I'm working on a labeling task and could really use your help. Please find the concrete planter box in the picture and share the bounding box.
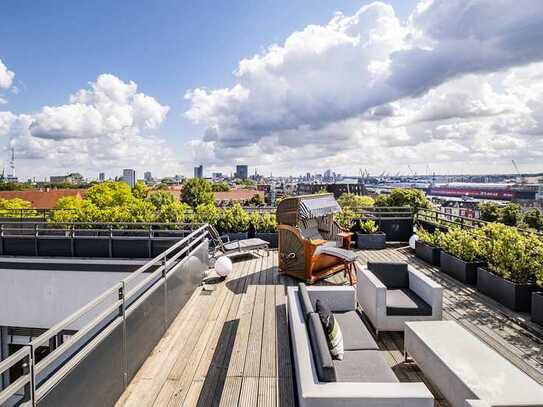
[255,232,278,248]
[532,292,543,326]
[356,232,386,249]
[440,251,484,285]
[476,267,538,312]
[415,240,441,266]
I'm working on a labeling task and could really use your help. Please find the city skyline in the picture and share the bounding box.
[1,1,543,179]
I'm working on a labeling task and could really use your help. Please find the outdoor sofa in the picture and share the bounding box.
[287,284,433,407]
[357,262,442,334]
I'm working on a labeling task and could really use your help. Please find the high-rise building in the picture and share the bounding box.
[235,165,248,180]
[121,169,136,188]
[99,172,105,182]
[144,171,152,182]
[194,165,203,179]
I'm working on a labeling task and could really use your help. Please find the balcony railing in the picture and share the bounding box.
[0,224,210,407]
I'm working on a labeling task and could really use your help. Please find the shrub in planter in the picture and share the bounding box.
[353,219,386,249]
[533,266,543,325]
[216,203,250,240]
[251,212,278,248]
[476,224,541,312]
[415,228,443,266]
[439,228,485,285]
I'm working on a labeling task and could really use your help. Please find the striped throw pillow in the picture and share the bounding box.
[315,299,344,360]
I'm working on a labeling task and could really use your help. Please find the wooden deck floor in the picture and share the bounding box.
[116,247,543,407]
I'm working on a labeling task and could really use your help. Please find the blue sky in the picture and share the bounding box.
[1,0,415,150]
[1,0,542,179]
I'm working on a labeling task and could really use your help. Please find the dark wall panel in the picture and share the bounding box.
[37,324,124,407]
[125,282,166,381]
[166,241,208,325]
[112,239,149,258]
[37,239,72,257]
[74,239,109,257]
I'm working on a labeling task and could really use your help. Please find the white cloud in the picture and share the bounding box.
[0,59,14,90]
[184,0,543,175]
[1,74,179,178]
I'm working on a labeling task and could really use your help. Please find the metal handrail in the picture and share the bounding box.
[0,223,210,405]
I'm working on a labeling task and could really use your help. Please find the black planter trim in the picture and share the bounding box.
[356,232,386,250]
[415,240,441,266]
[440,251,484,285]
[476,267,538,312]
[532,292,543,326]
[255,232,278,249]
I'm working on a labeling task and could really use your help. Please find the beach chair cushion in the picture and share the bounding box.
[223,238,269,252]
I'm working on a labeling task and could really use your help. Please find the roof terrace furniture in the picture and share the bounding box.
[207,225,269,258]
[405,320,543,407]
[276,194,356,283]
[288,284,434,407]
[357,262,442,334]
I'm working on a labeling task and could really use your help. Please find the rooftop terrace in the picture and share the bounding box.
[116,247,543,407]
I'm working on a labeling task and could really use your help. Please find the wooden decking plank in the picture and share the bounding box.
[238,377,259,407]
[226,256,262,377]
[217,377,242,407]
[193,256,252,406]
[260,254,277,377]
[257,377,276,407]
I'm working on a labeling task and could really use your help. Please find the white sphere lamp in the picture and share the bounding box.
[215,256,233,278]
[409,234,419,250]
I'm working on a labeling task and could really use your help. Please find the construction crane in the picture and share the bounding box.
[512,160,526,184]
[407,165,416,176]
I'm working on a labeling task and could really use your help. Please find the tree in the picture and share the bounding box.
[211,181,230,192]
[499,203,522,226]
[523,208,543,231]
[337,193,375,209]
[478,202,501,222]
[374,188,430,209]
[246,193,264,206]
[181,178,214,208]
[86,181,134,209]
[0,197,36,217]
[155,201,190,223]
[148,191,176,208]
[132,181,149,200]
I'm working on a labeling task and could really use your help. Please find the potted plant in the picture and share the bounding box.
[476,223,540,312]
[252,212,278,248]
[353,219,386,249]
[216,203,250,241]
[439,227,485,285]
[531,265,543,325]
[415,228,442,266]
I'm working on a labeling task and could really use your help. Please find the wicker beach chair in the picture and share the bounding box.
[276,193,357,284]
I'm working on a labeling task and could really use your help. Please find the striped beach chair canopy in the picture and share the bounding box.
[298,195,341,220]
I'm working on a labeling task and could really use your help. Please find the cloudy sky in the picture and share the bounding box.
[1,0,543,180]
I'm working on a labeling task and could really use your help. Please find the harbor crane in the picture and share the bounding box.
[511,160,526,184]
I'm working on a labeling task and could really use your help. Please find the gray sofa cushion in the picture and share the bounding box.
[333,350,399,383]
[367,262,409,288]
[307,312,336,382]
[386,288,432,316]
[298,283,314,320]
[333,311,379,351]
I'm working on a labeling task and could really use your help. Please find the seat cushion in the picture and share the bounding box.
[223,238,268,251]
[307,312,336,382]
[386,288,432,316]
[333,350,399,383]
[333,311,379,351]
[297,283,314,320]
[367,262,409,288]
[315,299,344,360]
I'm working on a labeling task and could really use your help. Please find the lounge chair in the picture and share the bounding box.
[276,193,357,283]
[207,225,269,258]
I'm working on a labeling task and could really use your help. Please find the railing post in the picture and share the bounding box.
[109,225,113,258]
[27,343,36,406]
[34,224,39,256]
[162,256,168,326]
[119,282,128,388]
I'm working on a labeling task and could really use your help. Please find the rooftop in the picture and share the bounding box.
[117,247,543,407]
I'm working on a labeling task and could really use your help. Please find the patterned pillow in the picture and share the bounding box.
[315,299,344,360]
